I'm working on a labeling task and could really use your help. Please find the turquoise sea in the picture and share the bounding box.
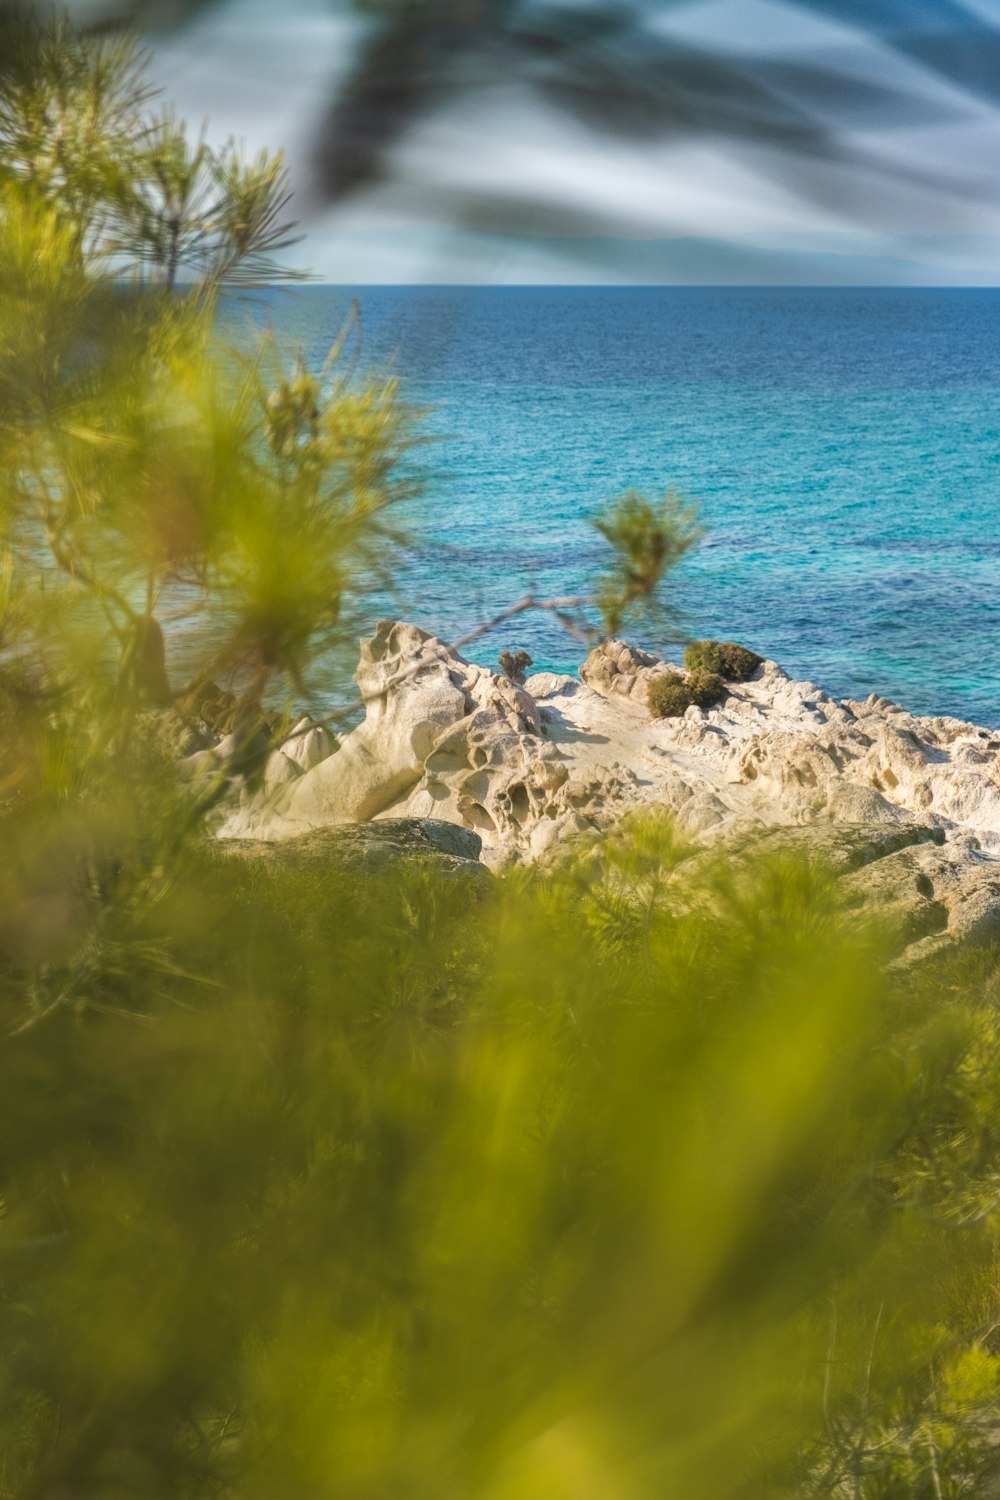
[222,286,1000,726]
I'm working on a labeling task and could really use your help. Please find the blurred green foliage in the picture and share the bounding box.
[0,6,432,1066]
[4,12,1000,1498]
[0,10,302,290]
[4,819,1000,1496]
[593,488,703,638]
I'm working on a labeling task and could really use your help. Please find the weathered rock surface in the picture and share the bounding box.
[212,620,1000,964]
[218,620,624,860]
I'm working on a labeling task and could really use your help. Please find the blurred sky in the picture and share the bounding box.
[137,0,1000,283]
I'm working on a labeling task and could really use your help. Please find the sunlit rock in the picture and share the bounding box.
[213,619,1000,964]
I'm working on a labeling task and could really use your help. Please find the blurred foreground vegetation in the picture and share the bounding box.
[6,823,1000,1498]
[4,11,1000,1498]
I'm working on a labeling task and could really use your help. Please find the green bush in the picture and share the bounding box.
[647,671,693,718]
[648,669,727,717]
[684,639,763,681]
[5,816,1000,1498]
[684,640,724,675]
[719,640,764,680]
[688,669,727,709]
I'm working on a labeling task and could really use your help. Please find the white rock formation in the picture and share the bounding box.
[217,622,1000,859]
[280,717,338,772]
[214,620,1000,961]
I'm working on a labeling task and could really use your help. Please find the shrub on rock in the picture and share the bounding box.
[647,672,694,719]
[718,641,763,680]
[648,668,728,718]
[685,639,763,682]
[683,640,723,675]
[688,670,727,709]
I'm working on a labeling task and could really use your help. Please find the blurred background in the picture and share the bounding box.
[48,0,1000,284]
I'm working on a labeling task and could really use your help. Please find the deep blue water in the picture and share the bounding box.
[219,286,1000,725]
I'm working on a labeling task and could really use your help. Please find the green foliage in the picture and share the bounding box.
[0,14,426,775]
[0,203,423,700]
[3,821,1000,1496]
[688,667,726,707]
[0,9,302,291]
[647,669,693,718]
[647,668,727,717]
[685,638,726,674]
[592,487,702,637]
[722,640,763,680]
[685,638,764,681]
[0,11,426,1050]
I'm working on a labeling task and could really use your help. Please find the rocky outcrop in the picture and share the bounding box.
[209,620,1000,965]
[578,638,669,704]
[218,621,644,861]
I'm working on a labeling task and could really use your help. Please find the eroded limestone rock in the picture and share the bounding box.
[219,622,641,860]
[213,620,1000,963]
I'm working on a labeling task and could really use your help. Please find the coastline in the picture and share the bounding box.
[171,619,1000,969]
